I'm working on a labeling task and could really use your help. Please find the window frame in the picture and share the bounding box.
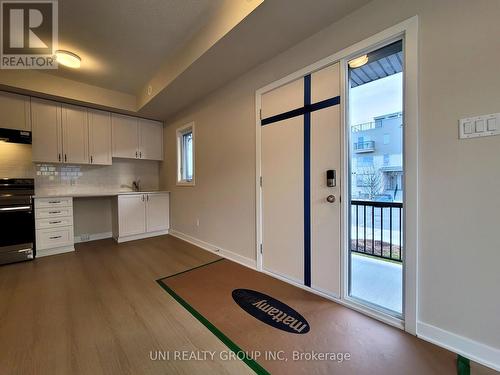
[176,122,195,186]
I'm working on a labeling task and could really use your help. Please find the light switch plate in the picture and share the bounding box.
[459,113,500,139]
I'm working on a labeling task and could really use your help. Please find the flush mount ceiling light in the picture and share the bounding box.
[55,50,81,68]
[348,55,368,68]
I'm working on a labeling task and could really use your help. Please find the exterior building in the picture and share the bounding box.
[351,112,403,201]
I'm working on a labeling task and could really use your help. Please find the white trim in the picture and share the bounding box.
[255,93,263,271]
[74,232,112,244]
[418,322,500,372]
[255,16,419,333]
[36,245,75,257]
[176,121,196,186]
[169,229,256,269]
[115,230,169,243]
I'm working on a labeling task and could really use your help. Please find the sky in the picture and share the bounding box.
[349,72,403,126]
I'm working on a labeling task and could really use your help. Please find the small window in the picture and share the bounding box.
[177,122,195,185]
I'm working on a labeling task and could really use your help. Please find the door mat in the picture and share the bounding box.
[157,259,456,374]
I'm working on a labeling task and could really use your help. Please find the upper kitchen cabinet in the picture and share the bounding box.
[62,104,89,164]
[88,109,112,165]
[138,119,163,160]
[112,114,163,161]
[31,98,62,163]
[0,91,31,131]
[112,113,139,159]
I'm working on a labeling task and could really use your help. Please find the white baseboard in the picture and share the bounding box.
[418,321,500,372]
[115,230,169,243]
[169,229,256,270]
[74,232,112,244]
[36,245,75,257]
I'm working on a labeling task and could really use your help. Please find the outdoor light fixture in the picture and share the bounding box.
[348,55,368,68]
[55,50,81,68]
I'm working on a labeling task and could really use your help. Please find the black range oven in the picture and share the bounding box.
[0,178,35,265]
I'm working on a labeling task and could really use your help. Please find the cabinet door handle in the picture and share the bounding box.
[58,153,61,162]
[48,201,61,204]
[90,155,93,164]
[139,151,142,159]
[146,195,149,201]
[49,236,62,240]
[141,195,144,202]
[64,154,67,162]
[49,220,62,224]
[49,211,61,214]
[135,151,138,158]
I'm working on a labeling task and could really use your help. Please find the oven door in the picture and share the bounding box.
[0,205,34,264]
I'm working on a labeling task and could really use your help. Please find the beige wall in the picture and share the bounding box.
[73,197,113,237]
[161,0,500,353]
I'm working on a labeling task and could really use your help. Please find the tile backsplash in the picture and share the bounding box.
[35,158,160,196]
[0,142,160,195]
[0,143,34,178]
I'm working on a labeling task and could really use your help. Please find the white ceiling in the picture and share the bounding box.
[45,0,224,93]
[7,0,372,119]
[140,0,372,119]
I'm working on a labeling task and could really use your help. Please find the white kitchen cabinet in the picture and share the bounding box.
[88,109,112,165]
[112,113,139,159]
[62,104,89,164]
[116,194,146,237]
[34,197,74,256]
[0,91,31,131]
[139,119,163,160]
[112,114,163,161]
[31,98,62,163]
[146,193,170,232]
[113,192,169,242]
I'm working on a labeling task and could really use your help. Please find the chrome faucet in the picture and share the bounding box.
[132,179,141,192]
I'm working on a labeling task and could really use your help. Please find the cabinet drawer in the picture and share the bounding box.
[35,197,72,209]
[36,226,73,250]
[36,216,73,229]
[35,206,73,219]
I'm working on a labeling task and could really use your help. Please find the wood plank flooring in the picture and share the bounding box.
[0,235,252,375]
[0,235,495,374]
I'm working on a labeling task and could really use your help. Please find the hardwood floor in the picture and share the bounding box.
[0,235,253,375]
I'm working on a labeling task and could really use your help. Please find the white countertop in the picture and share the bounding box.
[33,191,170,199]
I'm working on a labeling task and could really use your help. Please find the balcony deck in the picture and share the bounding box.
[350,253,402,314]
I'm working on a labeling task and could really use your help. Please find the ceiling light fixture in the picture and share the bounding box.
[348,55,368,68]
[55,50,81,68]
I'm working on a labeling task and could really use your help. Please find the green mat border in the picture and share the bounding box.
[156,259,270,375]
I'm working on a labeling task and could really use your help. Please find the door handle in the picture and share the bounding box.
[326,195,336,203]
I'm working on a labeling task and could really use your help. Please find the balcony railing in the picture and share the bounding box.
[350,200,403,262]
[353,140,375,153]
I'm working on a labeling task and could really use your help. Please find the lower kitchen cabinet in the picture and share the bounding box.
[34,197,75,256]
[112,192,170,243]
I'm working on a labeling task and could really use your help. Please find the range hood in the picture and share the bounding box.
[0,128,32,144]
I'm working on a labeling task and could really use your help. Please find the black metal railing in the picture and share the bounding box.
[351,200,403,262]
[353,140,375,152]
